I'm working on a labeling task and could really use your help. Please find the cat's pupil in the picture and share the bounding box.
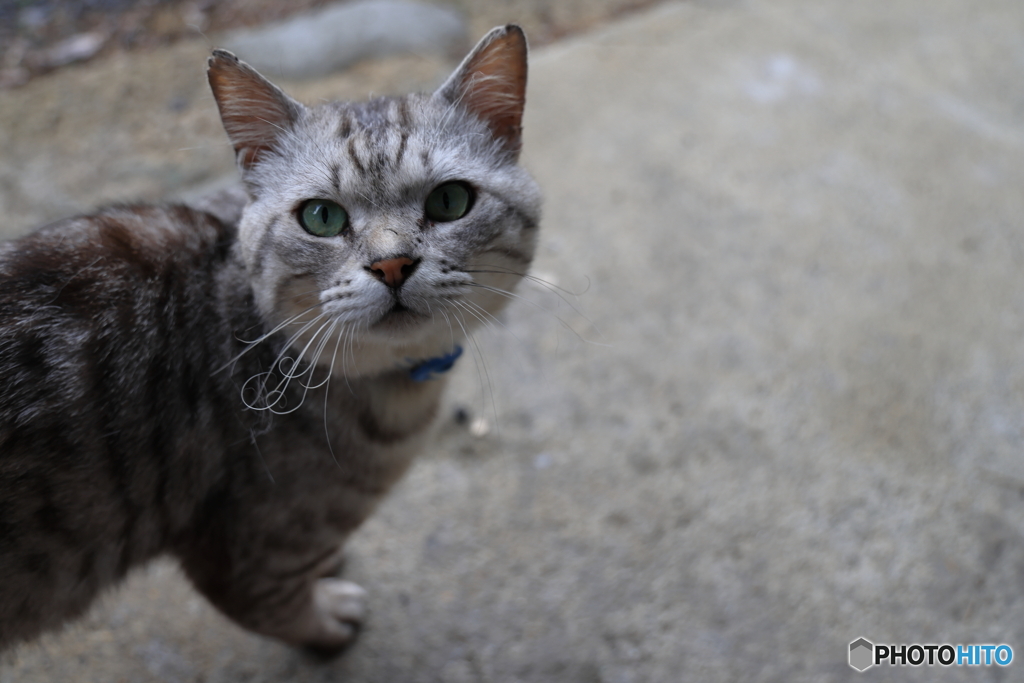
[442,193,450,209]
[318,206,328,223]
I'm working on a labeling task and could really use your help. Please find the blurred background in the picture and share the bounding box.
[2,1,1024,682]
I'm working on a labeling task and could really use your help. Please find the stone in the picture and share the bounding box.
[217,0,467,79]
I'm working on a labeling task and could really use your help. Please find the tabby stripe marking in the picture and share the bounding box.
[347,137,366,176]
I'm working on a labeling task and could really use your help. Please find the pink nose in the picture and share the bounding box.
[369,256,417,288]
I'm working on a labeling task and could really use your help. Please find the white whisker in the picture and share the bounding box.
[465,282,610,347]
[219,302,325,374]
[265,317,335,415]
[452,303,500,436]
[322,321,345,467]
[466,265,602,338]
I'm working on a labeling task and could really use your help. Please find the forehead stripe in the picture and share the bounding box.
[347,137,367,177]
[395,129,409,169]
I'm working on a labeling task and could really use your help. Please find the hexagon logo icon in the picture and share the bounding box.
[849,637,874,672]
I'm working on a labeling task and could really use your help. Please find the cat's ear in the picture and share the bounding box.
[435,25,528,158]
[208,50,303,171]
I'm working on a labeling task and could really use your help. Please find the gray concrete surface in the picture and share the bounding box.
[4,0,1024,681]
[220,0,467,79]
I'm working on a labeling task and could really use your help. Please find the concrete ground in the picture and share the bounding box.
[3,0,1024,681]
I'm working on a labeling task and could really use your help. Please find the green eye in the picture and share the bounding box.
[299,199,348,237]
[425,182,473,222]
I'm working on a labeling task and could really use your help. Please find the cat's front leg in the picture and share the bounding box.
[304,577,369,647]
[251,574,369,650]
[179,539,369,651]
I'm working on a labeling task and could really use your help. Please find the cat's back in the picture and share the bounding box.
[0,204,241,436]
[0,204,248,648]
[0,203,236,299]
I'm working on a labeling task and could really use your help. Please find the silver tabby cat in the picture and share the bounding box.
[0,25,540,651]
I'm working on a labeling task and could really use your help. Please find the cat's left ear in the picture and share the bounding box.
[435,25,528,159]
[208,49,303,171]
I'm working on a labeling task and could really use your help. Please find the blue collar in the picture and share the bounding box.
[408,345,463,382]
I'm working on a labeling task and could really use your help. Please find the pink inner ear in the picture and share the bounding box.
[208,52,297,169]
[458,28,528,154]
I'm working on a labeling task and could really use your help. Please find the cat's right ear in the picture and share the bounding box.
[434,25,528,159]
[208,50,303,171]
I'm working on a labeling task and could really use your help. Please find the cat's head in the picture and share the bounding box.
[208,25,541,378]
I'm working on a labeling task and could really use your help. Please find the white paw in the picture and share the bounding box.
[311,579,368,646]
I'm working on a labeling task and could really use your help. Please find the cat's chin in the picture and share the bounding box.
[365,302,431,336]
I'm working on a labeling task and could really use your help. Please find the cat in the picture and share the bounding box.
[0,24,540,652]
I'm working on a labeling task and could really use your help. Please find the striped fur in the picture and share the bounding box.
[0,25,540,652]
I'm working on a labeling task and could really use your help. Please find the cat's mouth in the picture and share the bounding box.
[373,300,425,329]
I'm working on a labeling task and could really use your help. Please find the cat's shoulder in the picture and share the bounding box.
[0,202,244,322]
[2,201,238,275]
